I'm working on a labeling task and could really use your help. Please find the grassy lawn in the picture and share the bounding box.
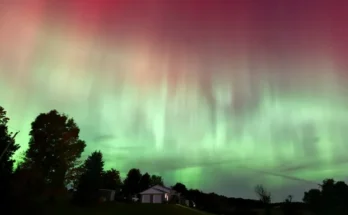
[45,203,214,215]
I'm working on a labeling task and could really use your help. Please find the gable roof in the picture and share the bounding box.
[139,185,176,195]
[139,187,166,195]
[152,185,171,192]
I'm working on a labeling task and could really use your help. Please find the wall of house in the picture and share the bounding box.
[141,194,165,203]
[139,185,176,204]
[142,194,151,203]
[153,194,162,203]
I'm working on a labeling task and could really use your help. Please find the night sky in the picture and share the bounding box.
[1,0,348,202]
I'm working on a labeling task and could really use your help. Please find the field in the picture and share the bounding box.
[44,203,214,215]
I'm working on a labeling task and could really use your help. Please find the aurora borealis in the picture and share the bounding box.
[1,0,348,201]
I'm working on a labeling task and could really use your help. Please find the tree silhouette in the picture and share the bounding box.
[73,151,104,205]
[0,106,20,210]
[123,168,142,197]
[333,181,348,213]
[23,110,86,193]
[303,179,348,215]
[12,165,45,211]
[65,159,85,189]
[0,107,19,172]
[102,168,122,190]
[172,182,188,196]
[254,184,271,204]
[150,174,164,186]
[139,172,151,191]
[254,184,271,215]
[281,195,295,215]
[303,188,322,213]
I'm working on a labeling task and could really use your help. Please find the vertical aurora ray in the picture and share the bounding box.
[1,0,348,201]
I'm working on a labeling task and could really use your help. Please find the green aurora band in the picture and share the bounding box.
[2,62,348,200]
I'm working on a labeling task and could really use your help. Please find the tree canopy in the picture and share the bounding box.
[123,168,142,196]
[172,182,188,195]
[303,179,348,215]
[102,168,122,190]
[74,151,104,205]
[150,174,164,186]
[0,106,20,209]
[23,110,86,189]
[139,172,151,191]
[0,106,20,176]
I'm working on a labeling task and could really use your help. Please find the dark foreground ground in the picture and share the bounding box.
[43,203,214,215]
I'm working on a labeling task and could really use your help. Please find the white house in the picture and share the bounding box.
[139,185,180,204]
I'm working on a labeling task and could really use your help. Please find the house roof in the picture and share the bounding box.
[152,188,167,193]
[139,184,176,195]
[160,185,173,191]
[139,188,165,195]
[153,185,171,192]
